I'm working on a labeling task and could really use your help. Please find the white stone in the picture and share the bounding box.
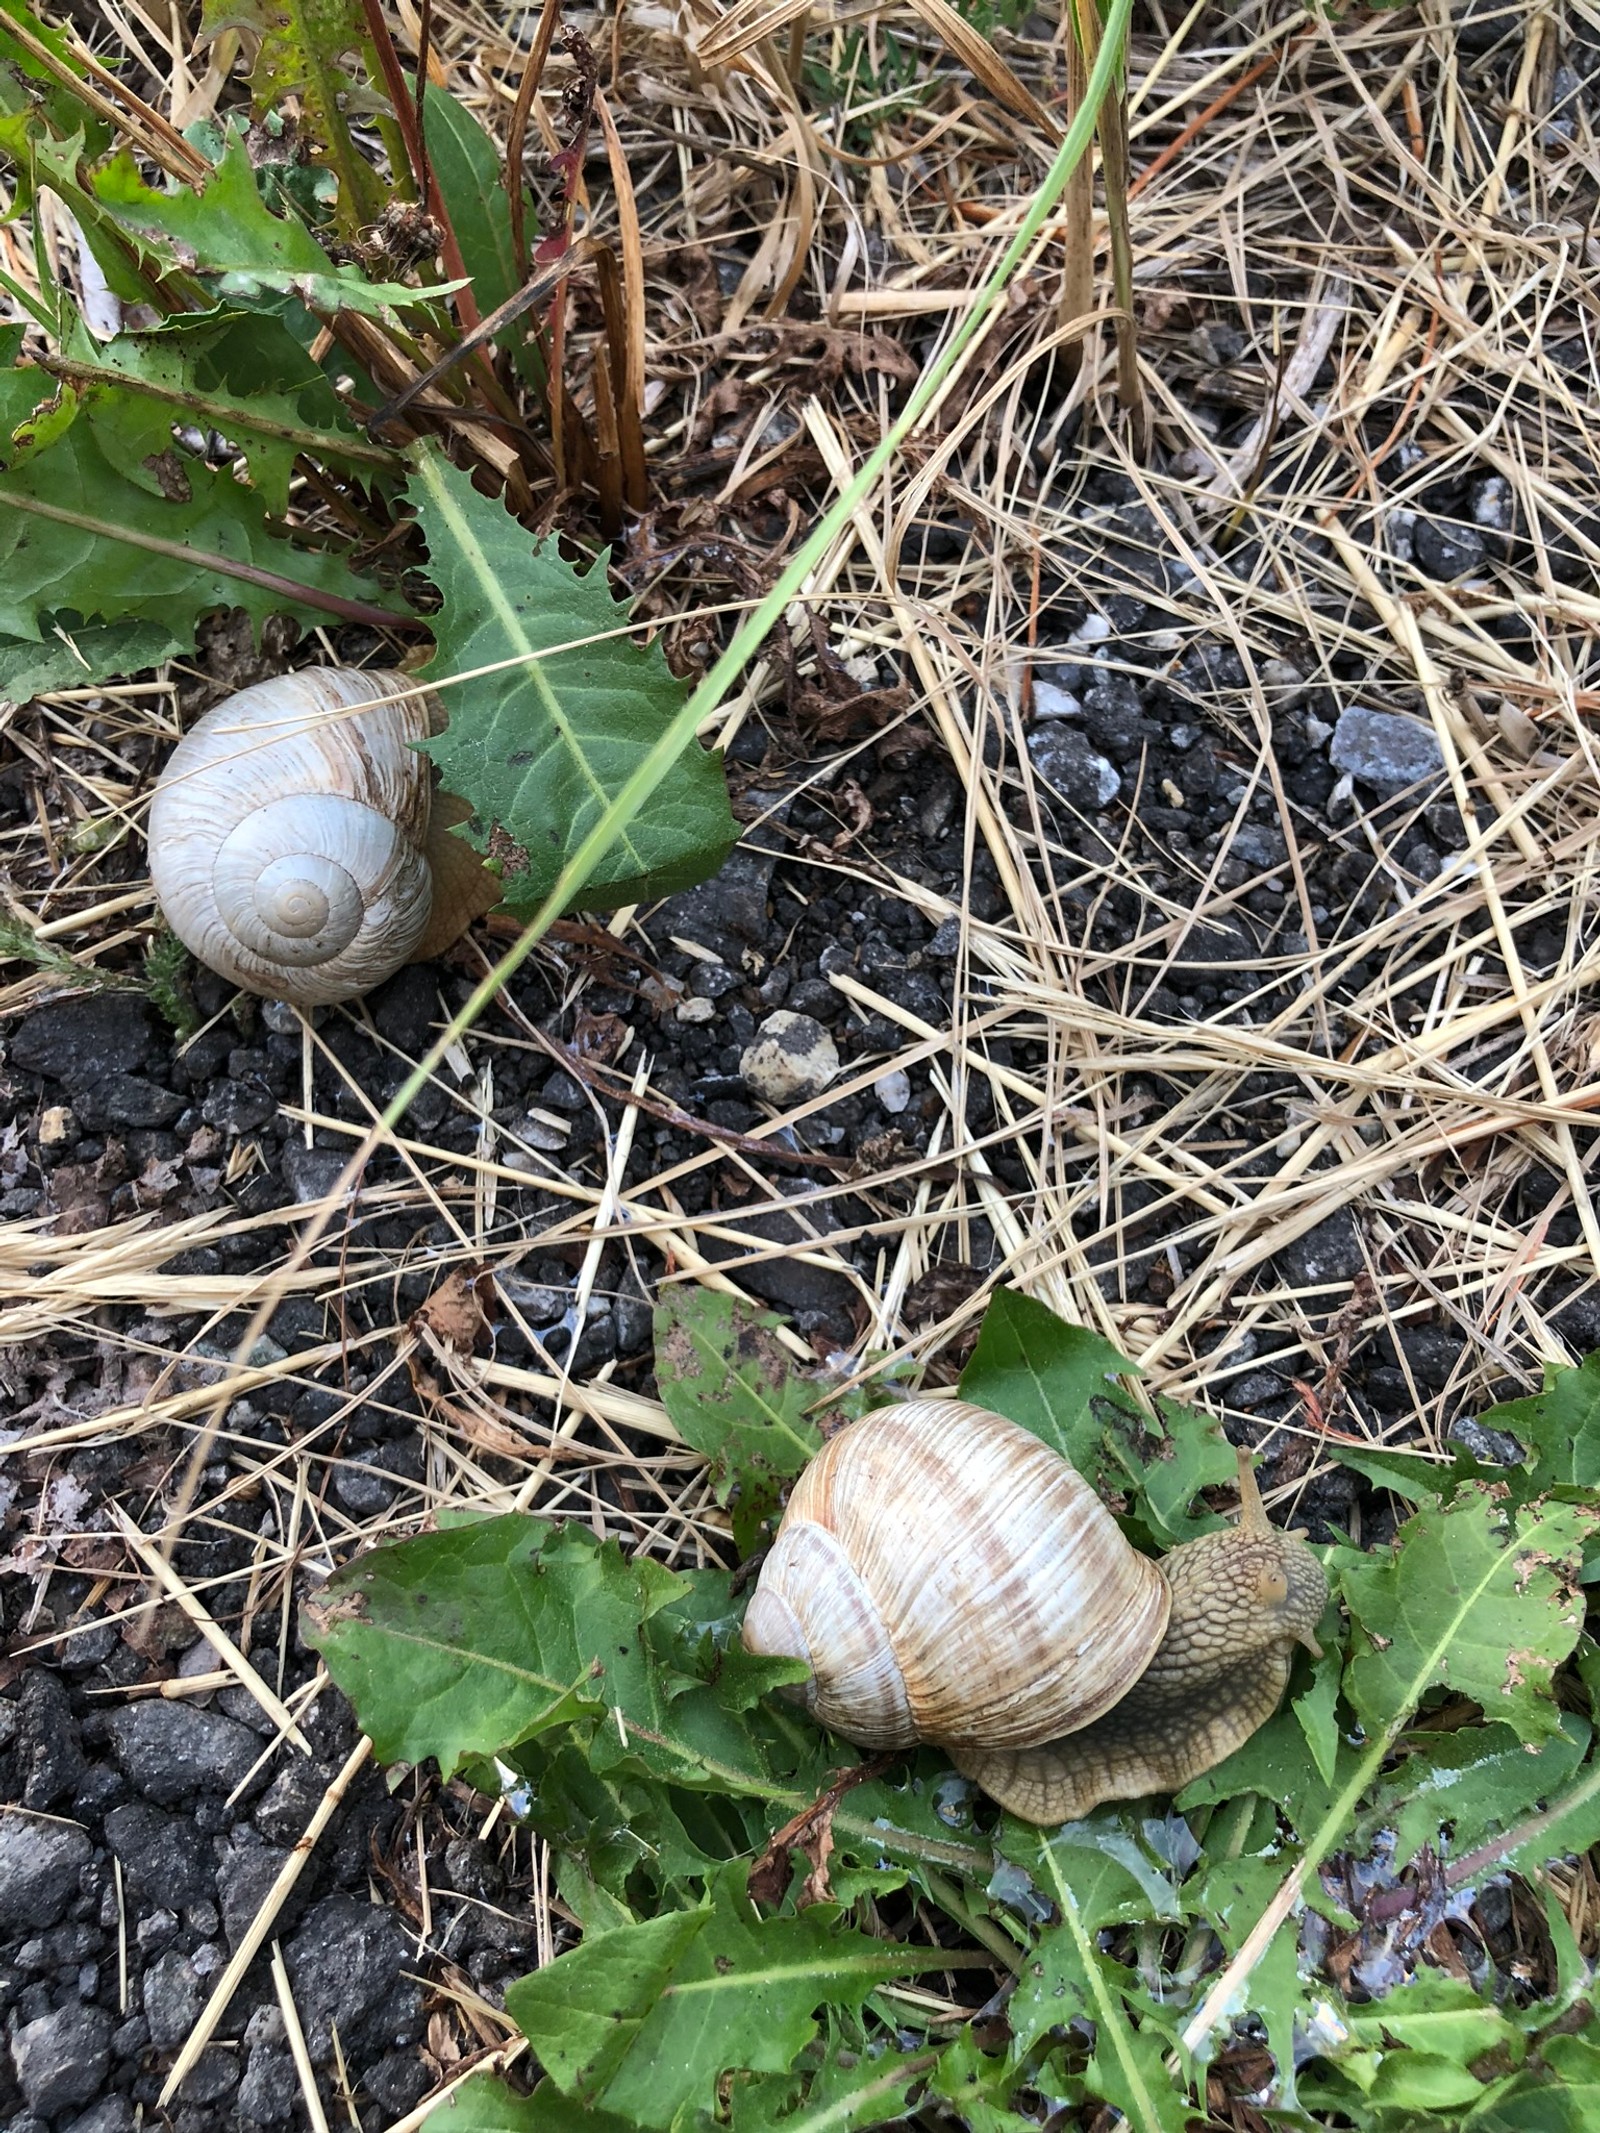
[874,1069,912,1114]
[740,1012,840,1106]
[1031,681,1082,721]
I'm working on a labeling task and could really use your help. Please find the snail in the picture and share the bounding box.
[741,1399,1327,1825]
[147,668,497,1008]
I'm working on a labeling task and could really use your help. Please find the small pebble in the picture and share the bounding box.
[874,1070,912,1114]
[1027,725,1121,809]
[509,1109,569,1151]
[1329,705,1443,791]
[1031,681,1082,721]
[38,1105,75,1147]
[676,997,717,1024]
[741,1012,841,1106]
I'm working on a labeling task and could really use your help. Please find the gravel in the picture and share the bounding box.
[1329,705,1444,791]
[105,1803,216,1909]
[9,2004,114,2116]
[0,1815,93,1933]
[6,996,155,1086]
[142,1948,208,2051]
[105,1702,262,1804]
[283,1893,423,2065]
[1027,722,1121,808]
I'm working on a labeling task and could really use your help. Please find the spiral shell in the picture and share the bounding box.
[148,669,437,1007]
[741,1400,1170,1752]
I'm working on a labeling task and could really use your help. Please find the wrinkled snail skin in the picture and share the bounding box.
[147,669,436,1008]
[741,1399,1329,1827]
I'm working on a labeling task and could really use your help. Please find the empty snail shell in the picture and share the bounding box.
[742,1399,1327,1826]
[148,668,496,1008]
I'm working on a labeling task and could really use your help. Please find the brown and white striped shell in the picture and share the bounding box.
[740,1399,1170,1751]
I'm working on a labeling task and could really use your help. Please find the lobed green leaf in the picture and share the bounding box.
[410,445,737,915]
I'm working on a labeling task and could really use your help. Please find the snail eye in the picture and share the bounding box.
[1254,1563,1290,1608]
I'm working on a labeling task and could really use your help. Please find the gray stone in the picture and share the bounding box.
[73,1074,184,1131]
[143,1949,208,2051]
[104,1803,214,1909]
[238,2043,296,2122]
[1230,824,1289,871]
[874,1069,912,1114]
[371,965,438,1052]
[253,1759,333,1847]
[1449,1415,1526,1468]
[1413,517,1487,581]
[9,2005,113,2116]
[8,997,153,1087]
[1167,914,1257,983]
[332,1454,398,1517]
[364,2051,432,2116]
[106,1701,260,1804]
[1471,475,1514,532]
[200,1081,277,1136]
[284,1892,423,2065]
[62,2100,135,2133]
[1027,723,1120,808]
[1274,1211,1365,1293]
[698,1185,856,1324]
[218,1841,294,1951]
[281,1142,350,1204]
[655,841,777,962]
[1031,680,1082,721]
[740,1013,840,1106]
[0,1814,92,1933]
[178,2046,239,2104]
[1329,706,1443,792]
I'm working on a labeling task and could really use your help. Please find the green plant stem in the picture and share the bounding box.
[165,0,1135,1545]
[920,1868,1025,1972]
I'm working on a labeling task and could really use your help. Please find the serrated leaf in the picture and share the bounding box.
[87,130,442,313]
[958,1287,1234,1542]
[303,1513,745,1783]
[654,1288,824,1554]
[504,1861,959,2130]
[1344,1972,1523,2069]
[1466,2030,1600,2131]
[1007,1837,1192,2132]
[1175,1700,1358,1837]
[1377,1714,1594,1871]
[0,618,179,697]
[994,1808,1186,1938]
[1188,1850,1307,2103]
[0,0,112,155]
[408,444,736,914]
[1340,1490,1593,1745]
[929,2034,1055,2133]
[725,2026,935,2133]
[198,0,382,230]
[1480,1352,1600,1492]
[0,366,404,646]
[62,309,386,514]
[1293,1614,1347,1784]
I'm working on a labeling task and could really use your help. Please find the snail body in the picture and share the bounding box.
[148,668,495,1008]
[742,1399,1326,1825]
